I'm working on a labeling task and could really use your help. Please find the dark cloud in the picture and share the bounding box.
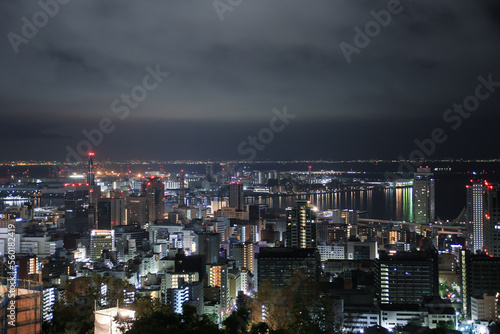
[1,0,500,161]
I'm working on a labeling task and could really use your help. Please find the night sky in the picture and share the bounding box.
[1,1,500,162]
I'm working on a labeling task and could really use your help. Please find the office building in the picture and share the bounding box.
[462,251,500,316]
[256,247,320,289]
[376,250,439,304]
[141,176,165,224]
[90,230,115,261]
[229,182,244,211]
[98,198,126,229]
[64,184,100,234]
[413,167,435,225]
[286,200,317,248]
[317,244,345,262]
[126,195,148,227]
[486,183,500,257]
[346,240,378,260]
[195,232,221,264]
[471,293,496,321]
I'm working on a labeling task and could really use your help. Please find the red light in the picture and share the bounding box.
[88,152,95,157]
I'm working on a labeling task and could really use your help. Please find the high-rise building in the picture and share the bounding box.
[208,264,230,315]
[98,198,126,229]
[90,230,115,261]
[413,167,435,225]
[461,251,500,317]
[205,164,214,182]
[194,232,221,264]
[65,184,100,234]
[467,180,488,253]
[232,241,255,273]
[286,200,317,248]
[141,177,165,224]
[256,247,320,289]
[87,152,95,185]
[375,250,439,305]
[229,182,244,211]
[179,169,186,207]
[486,182,500,257]
[126,195,148,227]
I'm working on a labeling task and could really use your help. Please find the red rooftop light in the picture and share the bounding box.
[88,152,95,156]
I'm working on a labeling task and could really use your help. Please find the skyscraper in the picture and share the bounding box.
[65,184,100,234]
[461,251,500,317]
[229,182,244,211]
[467,180,487,253]
[98,198,126,229]
[141,176,165,224]
[179,169,186,207]
[126,195,148,227]
[195,232,221,264]
[486,183,500,257]
[87,152,95,185]
[286,199,317,248]
[413,167,435,225]
[466,181,500,256]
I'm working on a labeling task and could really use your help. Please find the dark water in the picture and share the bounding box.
[248,187,414,221]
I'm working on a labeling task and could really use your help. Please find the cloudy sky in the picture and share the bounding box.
[1,1,500,162]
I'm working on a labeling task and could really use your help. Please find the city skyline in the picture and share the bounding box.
[1,1,500,162]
